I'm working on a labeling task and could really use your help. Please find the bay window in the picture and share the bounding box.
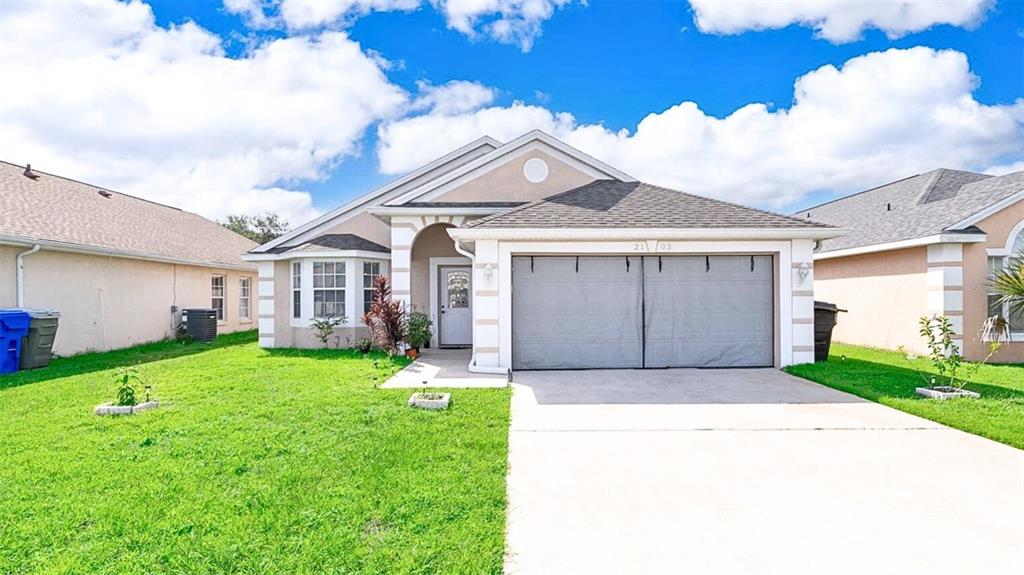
[313,261,345,319]
[363,261,381,313]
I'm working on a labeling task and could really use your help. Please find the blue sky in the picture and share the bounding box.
[1,1,1022,224]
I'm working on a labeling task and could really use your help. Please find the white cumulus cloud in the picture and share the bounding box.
[411,80,498,115]
[224,0,572,51]
[688,0,993,43]
[434,0,574,51]
[0,0,408,223]
[376,47,1024,208]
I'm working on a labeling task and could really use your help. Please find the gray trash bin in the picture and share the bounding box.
[813,301,846,362]
[20,308,60,369]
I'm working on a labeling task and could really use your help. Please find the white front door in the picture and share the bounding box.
[439,266,472,346]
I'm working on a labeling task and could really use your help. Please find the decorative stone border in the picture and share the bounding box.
[915,387,980,400]
[408,392,450,410]
[95,401,160,416]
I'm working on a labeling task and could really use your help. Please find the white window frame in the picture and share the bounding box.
[292,262,301,320]
[211,274,226,323]
[986,219,1024,341]
[287,257,389,329]
[239,277,252,322]
[312,260,346,320]
[363,261,381,314]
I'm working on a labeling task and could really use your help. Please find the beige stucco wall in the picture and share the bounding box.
[814,247,930,354]
[434,150,596,203]
[410,223,461,315]
[0,246,255,356]
[320,211,391,247]
[963,198,1024,361]
[0,245,17,308]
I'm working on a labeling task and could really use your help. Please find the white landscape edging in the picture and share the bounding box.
[915,387,980,400]
[94,401,160,416]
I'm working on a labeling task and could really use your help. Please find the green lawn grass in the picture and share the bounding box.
[0,332,511,574]
[786,343,1024,449]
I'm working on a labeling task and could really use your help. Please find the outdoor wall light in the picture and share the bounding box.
[798,262,811,281]
[483,263,495,282]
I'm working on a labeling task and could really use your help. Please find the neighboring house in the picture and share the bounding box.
[0,161,258,356]
[804,168,1024,361]
[246,131,840,371]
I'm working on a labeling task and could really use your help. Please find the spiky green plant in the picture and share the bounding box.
[991,255,1024,322]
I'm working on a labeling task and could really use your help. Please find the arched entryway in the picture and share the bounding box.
[410,223,472,347]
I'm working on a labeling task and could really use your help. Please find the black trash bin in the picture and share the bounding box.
[182,308,218,342]
[20,309,60,369]
[813,301,846,362]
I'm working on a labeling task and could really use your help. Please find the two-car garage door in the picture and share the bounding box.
[512,255,773,369]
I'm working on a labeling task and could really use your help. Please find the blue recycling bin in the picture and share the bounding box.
[0,309,31,374]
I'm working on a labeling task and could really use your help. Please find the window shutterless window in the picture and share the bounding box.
[988,256,1024,333]
[211,275,225,321]
[239,277,251,321]
[313,261,345,319]
[292,262,301,319]
[363,261,381,313]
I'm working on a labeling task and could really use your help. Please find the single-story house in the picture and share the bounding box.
[804,168,1024,361]
[0,161,258,356]
[245,131,841,371]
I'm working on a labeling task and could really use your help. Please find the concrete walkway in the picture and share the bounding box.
[505,368,1024,575]
[381,348,506,388]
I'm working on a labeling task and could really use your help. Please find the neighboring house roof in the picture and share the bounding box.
[400,201,527,208]
[801,168,1024,254]
[265,233,390,254]
[250,136,500,254]
[0,161,256,270]
[464,180,830,229]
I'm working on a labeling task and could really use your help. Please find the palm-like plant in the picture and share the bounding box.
[991,255,1024,329]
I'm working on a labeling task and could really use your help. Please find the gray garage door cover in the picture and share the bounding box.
[512,255,773,369]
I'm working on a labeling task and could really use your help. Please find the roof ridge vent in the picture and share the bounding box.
[23,164,39,180]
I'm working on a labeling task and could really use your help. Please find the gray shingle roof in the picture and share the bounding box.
[268,233,389,254]
[400,201,527,208]
[0,160,256,269]
[799,168,1024,253]
[465,180,830,229]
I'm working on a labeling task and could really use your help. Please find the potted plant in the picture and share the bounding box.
[404,312,433,359]
[905,314,1004,400]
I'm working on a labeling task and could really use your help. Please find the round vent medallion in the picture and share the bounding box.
[523,157,549,183]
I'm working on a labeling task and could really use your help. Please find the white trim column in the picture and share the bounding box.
[257,262,275,348]
[473,239,501,371]
[927,243,965,350]
[790,239,815,365]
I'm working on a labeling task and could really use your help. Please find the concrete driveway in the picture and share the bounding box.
[505,368,1024,575]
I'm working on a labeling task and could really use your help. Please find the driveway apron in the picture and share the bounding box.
[504,368,1024,575]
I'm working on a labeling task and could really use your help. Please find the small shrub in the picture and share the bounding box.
[362,275,406,356]
[910,314,1004,390]
[114,367,143,406]
[174,323,193,344]
[406,312,433,350]
[311,316,344,348]
[355,338,373,354]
